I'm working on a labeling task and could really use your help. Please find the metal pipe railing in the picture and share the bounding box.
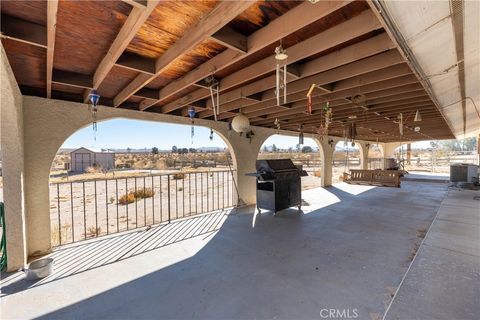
[50,170,237,247]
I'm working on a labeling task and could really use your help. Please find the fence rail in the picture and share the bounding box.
[50,170,237,247]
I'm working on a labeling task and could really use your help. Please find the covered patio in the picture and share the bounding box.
[1,0,479,319]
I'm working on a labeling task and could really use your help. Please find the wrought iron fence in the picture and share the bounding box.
[50,170,237,247]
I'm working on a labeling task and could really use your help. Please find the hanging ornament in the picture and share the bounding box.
[298,124,304,145]
[206,75,220,121]
[414,110,422,122]
[306,83,316,114]
[398,113,404,136]
[324,101,332,129]
[232,112,250,133]
[209,128,214,141]
[274,118,281,131]
[88,89,100,140]
[187,106,196,144]
[275,43,288,106]
[227,121,233,138]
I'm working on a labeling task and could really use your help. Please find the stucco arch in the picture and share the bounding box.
[22,96,278,256]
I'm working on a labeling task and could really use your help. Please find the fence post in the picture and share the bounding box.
[167,175,171,223]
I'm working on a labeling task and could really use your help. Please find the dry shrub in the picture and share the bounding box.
[133,187,155,199]
[313,170,321,177]
[119,192,136,205]
[172,173,185,180]
[155,159,167,170]
[85,166,102,174]
[87,226,101,238]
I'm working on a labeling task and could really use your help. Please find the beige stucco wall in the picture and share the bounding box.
[0,45,28,270]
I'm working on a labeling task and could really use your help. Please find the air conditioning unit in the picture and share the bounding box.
[450,164,479,183]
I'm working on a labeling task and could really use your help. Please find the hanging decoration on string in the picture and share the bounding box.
[209,128,214,141]
[187,106,196,144]
[275,42,288,106]
[318,101,332,138]
[306,83,316,114]
[274,118,281,132]
[414,110,422,122]
[88,89,100,140]
[398,113,404,136]
[347,122,357,147]
[227,121,233,138]
[298,124,304,145]
[206,75,220,121]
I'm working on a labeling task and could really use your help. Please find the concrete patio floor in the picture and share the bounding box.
[1,181,476,319]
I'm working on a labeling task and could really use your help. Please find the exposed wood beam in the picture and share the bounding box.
[46,0,59,98]
[115,52,156,75]
[199,33,396,118]
[140,0,353,111]
[84,0,159,103]
[114,1,255,107]
[163,9,382,114]
[121,0,147,9]
[210,26,247,53]
[52,70,92,89]
[0,14,47,48]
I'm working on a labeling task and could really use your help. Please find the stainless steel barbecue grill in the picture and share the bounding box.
[247,159,307,215]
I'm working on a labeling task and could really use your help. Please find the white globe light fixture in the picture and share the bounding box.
[231,113,250,133]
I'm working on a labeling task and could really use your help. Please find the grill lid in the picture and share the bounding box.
[256,159,298,173]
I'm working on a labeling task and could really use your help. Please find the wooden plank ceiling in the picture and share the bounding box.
[1,0,454,142]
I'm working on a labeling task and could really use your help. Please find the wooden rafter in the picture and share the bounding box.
[83,0,159,103]
[46,0,59,98]
[160,8,382,114]
[140,0,353,111]
[113,1,256,107]
[198,32,395,118]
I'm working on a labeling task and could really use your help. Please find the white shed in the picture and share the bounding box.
[69,147,115,172]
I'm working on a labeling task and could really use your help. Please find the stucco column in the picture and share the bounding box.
[359,142,370,170]
[225,129,271,205]
[317,136,334,187]
[1,45,28,270]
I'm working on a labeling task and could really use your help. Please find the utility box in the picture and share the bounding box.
[450,164,479,183]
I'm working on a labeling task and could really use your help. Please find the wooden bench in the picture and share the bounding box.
[343,169,401,187]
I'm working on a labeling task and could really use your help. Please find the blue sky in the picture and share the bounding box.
[62,119,317,150]
[62,119,435,150]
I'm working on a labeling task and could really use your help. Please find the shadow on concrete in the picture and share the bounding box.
[3,183,449,319]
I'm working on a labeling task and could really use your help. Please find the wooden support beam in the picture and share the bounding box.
[114,1,255,107]
[165,9,382,114]
[46,0,59,98]
[197,32,395,118]
[0,14,47,48]
[140,1,353,111]
[121,0,147,9]
[115,52,156,75]
[84,0,159,103]
[52,70,92,89]
[210,26,247,53]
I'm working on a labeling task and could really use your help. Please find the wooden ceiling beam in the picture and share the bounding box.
[210,26,247,53]
[121,0,147,9]
[84,0,159,103]
[197,33,395,118]
[221,68,417,121]
[114,1,255,107]
[0,14,47,48]
[115,52,156,75]
[143,1,353,112]
[164,9,383,115]
[46,0,59,98]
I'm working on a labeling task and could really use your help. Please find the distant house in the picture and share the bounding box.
[69,147,115,172]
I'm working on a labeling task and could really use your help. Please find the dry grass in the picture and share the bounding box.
[87,226,101,238]
[313,170,321,177]
[51,223,72,246]
[408,241,421,262]
[119,193,136,205]
[118,187,155,205]
[172,172,185,180]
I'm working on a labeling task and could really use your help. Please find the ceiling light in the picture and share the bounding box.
[274,46,288,61]
[232,113,250,133]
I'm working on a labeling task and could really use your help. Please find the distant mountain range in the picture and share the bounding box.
[58,146,226,154]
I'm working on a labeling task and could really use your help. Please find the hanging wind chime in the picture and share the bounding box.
[187,106,196,144]
[318,101,332,138]
[209,128,214,141]
[206,75,220,121]
[398,113,404,136]
[298,124,304,145]
[306,83,316,114]
[88,89,100,140]
[275,43,288,106]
